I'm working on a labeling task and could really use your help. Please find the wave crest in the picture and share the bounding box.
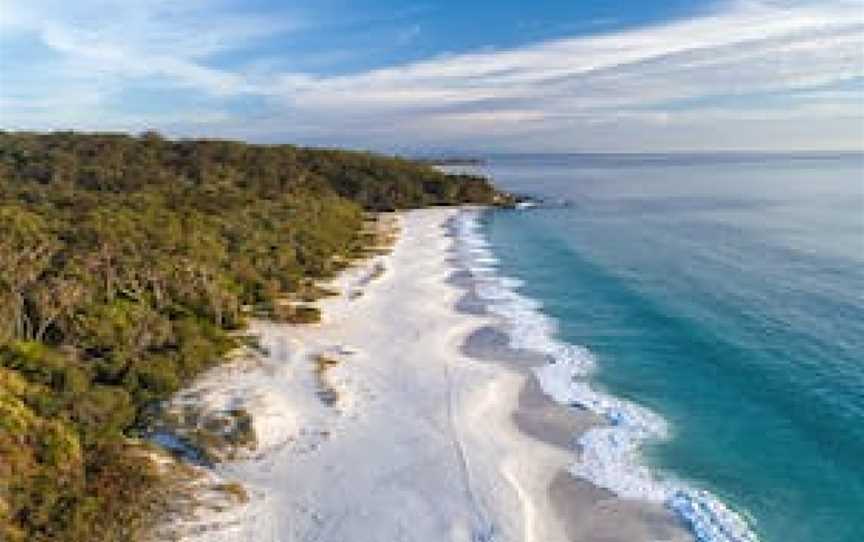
[452,210,759,542]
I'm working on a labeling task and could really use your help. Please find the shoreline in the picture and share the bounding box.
[447,216,694,542]
[165,207,693,541]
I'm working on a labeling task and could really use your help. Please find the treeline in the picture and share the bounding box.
[0,131,504,541]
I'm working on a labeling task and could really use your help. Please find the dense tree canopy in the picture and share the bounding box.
[0,131,506,541]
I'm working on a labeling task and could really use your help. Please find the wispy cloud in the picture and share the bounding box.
[1,0,862,150]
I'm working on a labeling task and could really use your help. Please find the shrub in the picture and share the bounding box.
[0,130,505,540]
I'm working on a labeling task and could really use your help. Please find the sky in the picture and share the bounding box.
[0,0,862,152]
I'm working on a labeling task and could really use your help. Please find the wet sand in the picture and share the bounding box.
[452,227,694,542]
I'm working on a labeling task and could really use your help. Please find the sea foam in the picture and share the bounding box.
[453,210,759,542]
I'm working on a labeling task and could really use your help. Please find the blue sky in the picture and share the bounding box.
[1,0,862,151]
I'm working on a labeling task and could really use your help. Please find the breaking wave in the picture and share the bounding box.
[452,209,759,542]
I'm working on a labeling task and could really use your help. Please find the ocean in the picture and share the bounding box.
[453,154,864,542]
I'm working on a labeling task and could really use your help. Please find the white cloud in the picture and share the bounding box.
[273,2,864,110]
[0,0,862,150]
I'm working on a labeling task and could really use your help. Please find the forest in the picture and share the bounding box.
[0,131,506,541]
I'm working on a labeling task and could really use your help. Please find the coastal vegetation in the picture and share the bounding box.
[0,130,505,541]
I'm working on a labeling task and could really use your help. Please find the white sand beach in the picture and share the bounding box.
[164,208,692,542]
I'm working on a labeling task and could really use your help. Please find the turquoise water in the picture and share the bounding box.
[476,154,864,542]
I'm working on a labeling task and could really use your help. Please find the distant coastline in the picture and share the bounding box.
[411,156,487,166]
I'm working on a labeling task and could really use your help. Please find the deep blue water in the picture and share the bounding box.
[474,154,864,542]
